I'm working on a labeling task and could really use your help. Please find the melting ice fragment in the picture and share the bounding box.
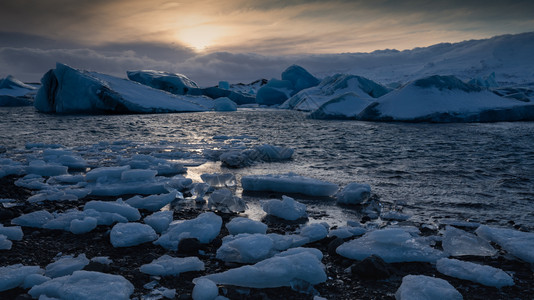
[336,182,371,205]
[45,254,90,278]
[436,258,514,288]
[144,210,173,233]
[200,173,236,188]
[84,199,141,221]
[336,228,444,263]
[226,217,267,235]
[207,189,247,213]
[261,195,307,221]
[155,212,222,250]
[12,210,54,228]
[0,264,44,292]
[395,275,462,300]
[475,225,534,263]
[110,222,158,248]
[442,226,496,257]
[125,190,177,212]
[139,255,204,276]
[242,173,338,197]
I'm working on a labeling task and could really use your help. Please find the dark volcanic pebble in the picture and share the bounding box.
[351,255,391,280]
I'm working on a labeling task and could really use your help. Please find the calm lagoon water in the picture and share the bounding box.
[2,106,533,229]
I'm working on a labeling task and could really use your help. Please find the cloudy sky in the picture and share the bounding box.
[1,0,533,85]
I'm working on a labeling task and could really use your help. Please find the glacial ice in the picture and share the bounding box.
[436,258,514,287]
[261,195,308,221]
[0,224,23,240]
[139,255,204,276]
[213,97,238,111]
[336,228,444,263]
[0,235,12,250]
[207,189,247,213]
[127,70,200,95]
[395,275,462,300]
[219,144,293,168]
[155,212,222,250]
[110,222,158,248]
[358,75,534,122]
[69,217,98,234]
[226,217,267,235]
[45,254,90,278]
[192,278,219,300]
[26,160,68,177]
[475,225,534,263]
[442,226,496,257]
[216,233,274,263]
[144,210,173,233]
[84,199,141,221]
[309,92,373,120]
[0,75,36,107]
[242,173,338,197]
[0,264,44,292]
[29,270,134,300]
[200,173,236,188]
[21,273,50,289]
[328,225,366,239]
[35,63,213,114]
[125,190,177,212]
[336,182,371,205]
[12,210,54,228]
[199,248,326,289]
[256,65,319,106]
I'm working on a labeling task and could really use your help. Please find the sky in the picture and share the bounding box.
[1,0,533,85]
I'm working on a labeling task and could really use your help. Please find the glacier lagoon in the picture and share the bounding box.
[1,106,533,230]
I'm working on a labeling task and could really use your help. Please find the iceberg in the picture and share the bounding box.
[213,97,237,111]
[256,65,320,106]
[12,210,54,228]
[0,224,23,241]
[200,173,236,188]
[29,270,134,300]
[84,199,141,221]
[475,225,534,263]
[336,228,444,263]
[0,75,36,107]
[198,248,326,289]
[126,70,200,95]
[395,275,462,300]
[35,63,214,114]
[436,258,514,288]
[139,255,204,276]
[358,75,534,122]
[281,73,389,112]
[0,235,12,250]
[308,92,373,120]
[241,173,339,197]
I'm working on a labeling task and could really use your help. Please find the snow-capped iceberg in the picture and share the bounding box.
[0,75,36,107]
[256,65,320,105]
[126,70,200,95]
[281,73,389,112]
[358,75,534,122]
[35,63,214,114]
[308,92,373,120]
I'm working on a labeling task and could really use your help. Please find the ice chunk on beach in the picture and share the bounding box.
[26,160,68,177]
[140,255,204,276]
[216,233,274,263]
[0,264,44,292]
[252,144,294,162]
[144,210,173,233]
[199,248,326,288]
[242,173,338,197]
[0,158,25,178]
[226,217,267,235]
[84,199,141,221]
[192,278,219,300]
[262,195,307,221]
[436,258,514,288]
[475,225,534,263]
[297,223,329,244]
[337,228,444,263]
[110,222,158,248]
[395,275,462,300]
[155,212,222,250]
[336,182,371,205]
[328,225,366,239]
[69,217,98,234]
[442,226,496,257]
[12,210,54,228]
[45,254,90,278]
[43,149,88,169]
[0,224,23,240]
[201,173,236,188]
[207,189,247,213]
[29,270,134,300]
[213,97,237,111]
[85,166,130,183]
[0,235,12,250]
[22,273,50,289]
[125,190,177,212]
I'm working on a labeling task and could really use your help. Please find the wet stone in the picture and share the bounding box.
[351,255,391,280]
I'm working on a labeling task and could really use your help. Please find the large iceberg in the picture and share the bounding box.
[357,75,534,122]
[0,75,36,107]
[256,65,320,106]
[281,73,389,112]
[126,70,200,95]
[34,63,214,114]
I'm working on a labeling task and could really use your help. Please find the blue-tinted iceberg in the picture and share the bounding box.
[358,75,534,122]
[256,65,319,106]
[436,258,514,288]
[0,75,36,107]
[35,63,214,114]
[127,70,200,95]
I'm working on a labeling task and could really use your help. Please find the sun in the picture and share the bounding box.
[179,25,224,52]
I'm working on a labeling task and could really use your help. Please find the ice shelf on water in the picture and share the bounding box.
[155,212,222,250]
[436,258,514,288]
[395,275,463,300]
[29,270,134,300]
[198,248,326,289]
[336,228,444,263]
[442,226,496,257]
[242,173,338,197]
[139,255,204,276]
[475,225,534,263]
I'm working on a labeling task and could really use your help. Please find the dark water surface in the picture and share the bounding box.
[2,106,533,229]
